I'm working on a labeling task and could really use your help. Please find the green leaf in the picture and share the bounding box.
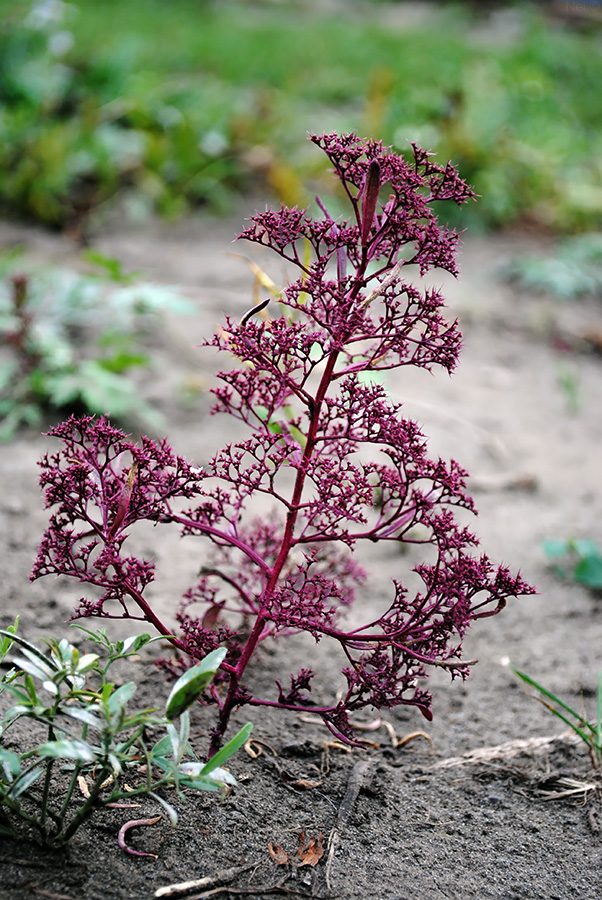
[165,648,227,720]
[542,539,569,559]
[9,768,43,799]
[150,735,174,759]
[199,722,252,777]
[13,653,55,682]
[61,706,103,730]
[166,722,180,763]
[37,739,96,763]
[149,791,178,826]
[107,681,137,716]
[572,538,601,559]
[574,555,602,590]
[117,634,154,656]
[0,748,21,782]
[81,250,138,284]
[0,619,18,660]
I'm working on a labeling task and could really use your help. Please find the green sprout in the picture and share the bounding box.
[511,666,602,770]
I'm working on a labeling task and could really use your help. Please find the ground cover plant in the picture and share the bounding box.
[0,250,192,439]
[30,132,535,757]
[0,620,251,849]
[1,0,601,233]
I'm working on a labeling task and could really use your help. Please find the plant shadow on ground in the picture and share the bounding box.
[1,213,602,898]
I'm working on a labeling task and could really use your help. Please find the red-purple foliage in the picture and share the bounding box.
[32,133,534,751]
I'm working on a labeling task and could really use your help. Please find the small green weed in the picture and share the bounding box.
[511,666,602,769]
[0,619,251,850]
[543,538,602,592]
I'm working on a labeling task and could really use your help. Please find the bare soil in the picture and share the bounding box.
[1,210,601,899]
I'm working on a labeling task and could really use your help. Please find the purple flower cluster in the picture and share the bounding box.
[32,133,534,750]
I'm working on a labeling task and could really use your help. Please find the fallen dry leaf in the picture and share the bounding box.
[297,831,324,868]
[268,843,289,865]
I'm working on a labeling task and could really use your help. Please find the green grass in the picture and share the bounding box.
[0,0,601,231]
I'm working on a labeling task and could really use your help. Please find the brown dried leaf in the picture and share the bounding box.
[293,778,323,790]
[297,831,324,868]
[268,843,289,865]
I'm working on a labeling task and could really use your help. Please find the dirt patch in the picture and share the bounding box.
[1,212,601,899]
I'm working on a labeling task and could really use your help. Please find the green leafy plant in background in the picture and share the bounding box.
[0,619,251,850]
[504,234,602,300]
[1,0,601,233]
[511,666,602,770]
[543,538,602,592]
[0,0,246,229]
[0,250,193,439]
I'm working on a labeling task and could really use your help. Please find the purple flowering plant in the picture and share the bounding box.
[32,133,534,754]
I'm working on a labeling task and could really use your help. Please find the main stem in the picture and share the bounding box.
[208,348,341,754]
[209,253,372,754]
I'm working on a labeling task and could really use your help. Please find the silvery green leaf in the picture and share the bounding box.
[166,722,180,762]
[37,739,96,763]
[9,768,43,799]
[150,735,173,759]
[165,648,227,720]
[0,748,21,781]
[207,766,237,787]
[178,761,203,777]
[61,706,103,730]
[178,710,190,758]
[42,680,58,695]
[149,791,178,827]
[108,752,123,775]
[13,654,54,681]
[74,653,99,674]
[107,681,137,715]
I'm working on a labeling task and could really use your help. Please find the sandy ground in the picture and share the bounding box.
[1,208,601,899]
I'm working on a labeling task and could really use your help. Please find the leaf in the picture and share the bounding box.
[268,843,289,865]
[107,682,137,717]
[61,706,104,730]
[13,654,54,682]
[150,735,174,759]
[204,766,237,787]
[166,722,181,762]
[572,538,601,559]
[37,739,97,763]
[0,748,21,781]
[165,648,227,720]
[0,619,18,660]
[9,768,43,799]
[149,791,178,827]
[574,554,602,590]
[297,831,324,868]
[542,539,570,559]
[199,722,252,776]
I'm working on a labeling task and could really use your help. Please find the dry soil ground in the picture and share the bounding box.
[1,209,601,899]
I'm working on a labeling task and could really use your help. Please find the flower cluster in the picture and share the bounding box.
[33,133,534,750]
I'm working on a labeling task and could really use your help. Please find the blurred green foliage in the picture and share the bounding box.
[504,233,602,299]
[0,0,601,232]
[544,538,602,592]
[0,249,193,438]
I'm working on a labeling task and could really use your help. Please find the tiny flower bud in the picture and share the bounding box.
[360,160,381,249]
